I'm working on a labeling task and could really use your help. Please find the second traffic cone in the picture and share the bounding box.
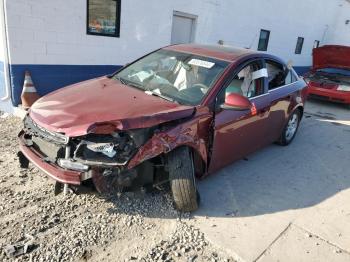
[21,71,40,109]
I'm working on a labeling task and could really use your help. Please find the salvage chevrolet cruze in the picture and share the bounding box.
[18,44,308,211]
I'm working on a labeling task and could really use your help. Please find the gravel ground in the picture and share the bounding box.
[0,112,234,262]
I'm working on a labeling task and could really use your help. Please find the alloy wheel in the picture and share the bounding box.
[285,113,299,141]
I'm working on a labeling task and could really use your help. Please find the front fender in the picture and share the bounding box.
[127,120,208,169]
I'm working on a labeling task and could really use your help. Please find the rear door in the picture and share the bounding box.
[264,59,300,142]
[208,59,271,173]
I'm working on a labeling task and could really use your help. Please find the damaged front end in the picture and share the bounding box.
[68,128,158,192]
[19,114,200,194]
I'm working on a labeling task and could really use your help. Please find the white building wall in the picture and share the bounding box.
[211,0,342,67]
[5,0,221,65]
[325,0,350,45]
[5,0,345,67]
[2,0,350,110]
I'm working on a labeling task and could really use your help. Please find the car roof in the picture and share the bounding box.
[164,44,265,63]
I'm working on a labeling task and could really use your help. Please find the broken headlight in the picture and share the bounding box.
[73,132,135,166]
[57,159,89,172]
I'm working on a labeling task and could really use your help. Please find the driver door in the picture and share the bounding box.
[208,60,271,173]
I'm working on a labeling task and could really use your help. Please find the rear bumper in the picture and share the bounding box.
[19,135,82,185]
[307,86,350,104]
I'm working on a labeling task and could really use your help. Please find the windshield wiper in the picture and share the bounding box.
[145,90,176,103]
[115,76,145,90]
[114,76,127,85]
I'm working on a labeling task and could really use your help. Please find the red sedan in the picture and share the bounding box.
[305,45,350,106]
[18,44,308,211]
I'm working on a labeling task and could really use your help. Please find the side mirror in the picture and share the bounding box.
[221,93,252,111]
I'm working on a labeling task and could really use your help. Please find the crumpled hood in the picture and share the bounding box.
[313,45,350,70]
[29,77,195,137]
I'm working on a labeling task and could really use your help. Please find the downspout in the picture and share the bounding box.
[321,25,329,44]
[1,0,12,101]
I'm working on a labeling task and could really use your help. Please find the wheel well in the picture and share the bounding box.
[296,106,304,119]
[189,147,206,178]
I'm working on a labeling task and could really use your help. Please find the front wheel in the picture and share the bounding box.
[167,147,199,212]
[278,110,301,146]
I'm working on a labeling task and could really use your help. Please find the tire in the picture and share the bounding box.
[167,147,199,212]
[278,109,301,146]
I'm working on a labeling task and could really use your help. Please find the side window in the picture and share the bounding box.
[224,62,266,99]
[291,71,298,82]
[285,69,298,85]
[284,70,293,85]
[266,60,299,89]
[266,61,288,90]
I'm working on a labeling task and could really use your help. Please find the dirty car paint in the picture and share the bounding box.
[29,77,195,137]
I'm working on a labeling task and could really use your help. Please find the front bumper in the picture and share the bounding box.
[19,134,82,185]
[307,86,350,104]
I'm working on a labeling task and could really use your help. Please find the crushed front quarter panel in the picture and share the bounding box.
[128,106,212,171]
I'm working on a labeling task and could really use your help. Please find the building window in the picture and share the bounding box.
[87,0,121,37]
[313,40,320,49]
[295,37,304,54]
[257,29,270,51]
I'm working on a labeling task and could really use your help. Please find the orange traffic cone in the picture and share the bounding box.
[21,71,40,109]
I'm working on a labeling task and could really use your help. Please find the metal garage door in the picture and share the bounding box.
[171,11,197,44]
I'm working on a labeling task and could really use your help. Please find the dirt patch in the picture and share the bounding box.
[0,114,234,262]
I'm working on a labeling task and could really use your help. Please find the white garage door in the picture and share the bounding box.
[171,11,197,44]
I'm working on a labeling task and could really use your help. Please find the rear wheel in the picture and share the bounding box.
[167,147,199,212]
[278,109,301,146]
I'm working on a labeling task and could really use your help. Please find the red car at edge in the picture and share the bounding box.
[18,44,308,211]
[305,45,350,107]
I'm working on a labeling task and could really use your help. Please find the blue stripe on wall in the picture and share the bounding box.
[293,66,311,76]
[9,64,311,106]
[10,64,122,106]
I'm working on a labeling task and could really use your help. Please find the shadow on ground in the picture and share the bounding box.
[79,101,350,220]
[195,107,350,218]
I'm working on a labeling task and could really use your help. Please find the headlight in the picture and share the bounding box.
[73,133,137,165]
[86,142,116,158]
[337,85,350,92]
[57,159,89,172]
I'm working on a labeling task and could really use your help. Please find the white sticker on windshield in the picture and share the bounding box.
[188,59,215,69]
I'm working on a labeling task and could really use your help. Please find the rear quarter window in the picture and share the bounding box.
[266,60,298,89]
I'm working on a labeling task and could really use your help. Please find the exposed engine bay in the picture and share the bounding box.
[21,115,168,193]
[306,70,350,86]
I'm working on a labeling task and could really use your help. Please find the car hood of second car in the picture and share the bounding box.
[313,45,350,70]
[29,77,195,137]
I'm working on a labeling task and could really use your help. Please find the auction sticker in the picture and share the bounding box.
[188,59,215,69]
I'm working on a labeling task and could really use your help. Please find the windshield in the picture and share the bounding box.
[317,68,350,77]
[113,49,229,105]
